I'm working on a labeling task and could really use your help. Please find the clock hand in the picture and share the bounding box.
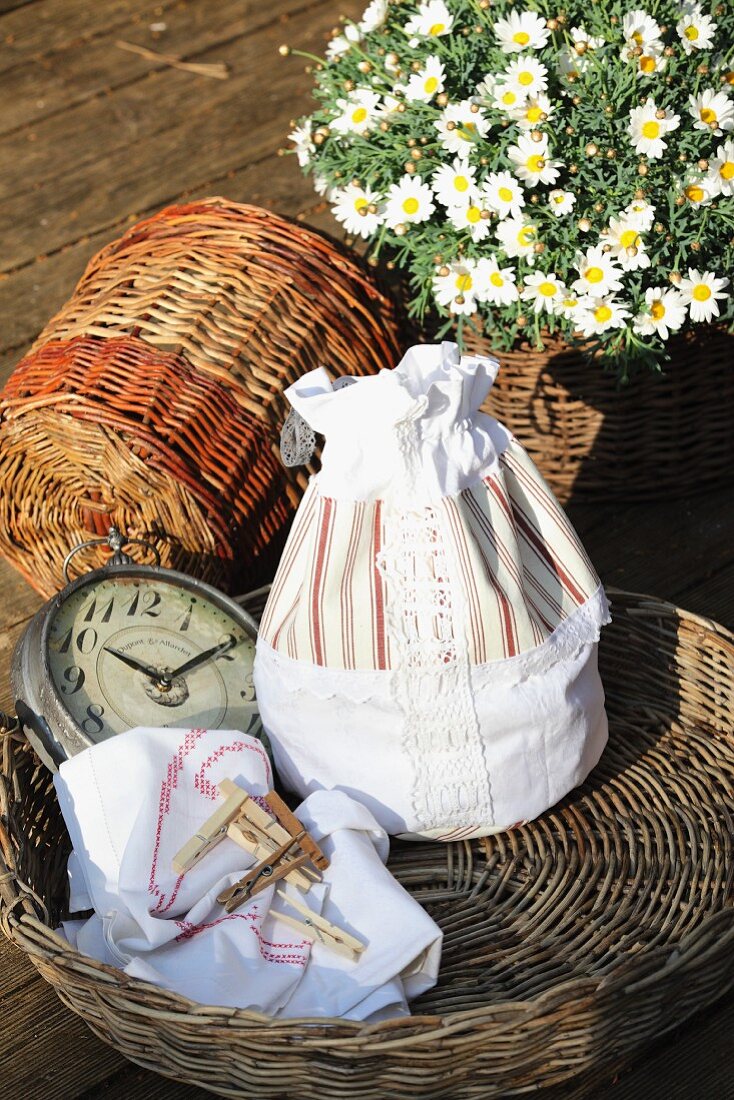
[103,646,164,682]
[168,636,239,679]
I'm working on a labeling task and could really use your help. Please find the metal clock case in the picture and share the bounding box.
[12,530,260,772]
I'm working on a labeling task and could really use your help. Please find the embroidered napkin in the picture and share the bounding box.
[54,726,442,1020]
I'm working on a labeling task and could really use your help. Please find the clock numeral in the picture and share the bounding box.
[126,592,140,616]
[76,627,98,655]
[58,627,73,655]
[177,604,193,632]
[83,597,114,623]
[82,703,105,736]
[60,665,85,696]
[142,591,161,617]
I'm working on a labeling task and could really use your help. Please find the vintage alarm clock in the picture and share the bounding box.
[12,528,260,770]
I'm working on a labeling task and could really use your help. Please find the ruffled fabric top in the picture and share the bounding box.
[285,343,511,501]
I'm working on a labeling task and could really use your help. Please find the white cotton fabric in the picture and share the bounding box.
[54,727,442,1019]
[254,343,610,841]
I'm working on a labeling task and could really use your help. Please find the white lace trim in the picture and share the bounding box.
[254,584,610,706]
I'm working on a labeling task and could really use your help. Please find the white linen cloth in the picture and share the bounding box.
[254,342,610,841]
[54,726,442,1020]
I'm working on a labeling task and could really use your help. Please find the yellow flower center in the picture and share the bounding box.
[526,154,545,173]
[639,55,656,73]
[631,30,644,45]
[502,90,517,105]
[518,226,536,245]
[457,122,477,140]
[692,284,711,301]
[352,107,368,124]
[429,22,445,35]
[424,75,439,93]
[684,24,699,41]
[642,120,660,139]
[651,301,666,320]
[538,281,557,297]
[455,272,473,292]
[553,193,565,204]
[466,206,482,223]
[518,70,534,86]
[585,266,604,284]
[526,105,543,122]
[700,107,717,124]
[562,297,578,309]
[594,305,613,323]
[513,31,530,45]
[498,186,514,202]
[685,185,705,203]
[354,197,368,212]
[490,272,505,287]
[721,162,734,180]
[620,229,640,249]
[454,175,469,192]
[402,197,420,215]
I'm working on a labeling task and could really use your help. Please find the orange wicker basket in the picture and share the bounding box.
[0,199,402,597]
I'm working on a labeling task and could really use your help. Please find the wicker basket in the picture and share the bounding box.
[2,589,733,1098]
[0,199,402,597]
[464,324,734,504]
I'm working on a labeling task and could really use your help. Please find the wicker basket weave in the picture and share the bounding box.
[2,589,733,1098]
[0,199,402,597]
[467,324,734,505]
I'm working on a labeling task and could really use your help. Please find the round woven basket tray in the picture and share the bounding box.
[466,324,734,505]
[0,199,402,598]
[1,589,733,1098]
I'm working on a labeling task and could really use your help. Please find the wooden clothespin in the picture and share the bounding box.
[216,834,313,912]
[273,890,367,960]
[172,781,251,873]
[264,790,329,872]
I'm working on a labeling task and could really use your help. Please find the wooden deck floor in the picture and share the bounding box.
[0,1,733,1096]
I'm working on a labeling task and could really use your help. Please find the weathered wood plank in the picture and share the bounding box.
[0,0,333,137]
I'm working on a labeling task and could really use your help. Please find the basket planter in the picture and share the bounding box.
[463,324,734,505]
[0,199,402,597]
[2,589,733,1099]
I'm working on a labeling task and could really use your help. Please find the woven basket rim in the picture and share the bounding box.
[2,587,734,1047]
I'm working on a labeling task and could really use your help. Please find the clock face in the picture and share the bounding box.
[45,573,257,742]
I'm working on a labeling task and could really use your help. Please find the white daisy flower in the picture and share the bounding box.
[547,189,576,216]
[482,171,525,220]
[432,158,479,209]
[495,217,540,263]
[556,293,583,319]
[487,81,528,114]
[623,198,656,230]
[434,260,479,316]
[449,201,493,242]
[628,100,680,158]
[360,0,387,33]
[556,48,584,86]
[474,257,519,305]
[707,139,734,197]
[571,25,605,51]
[681,172,717,207]
[633,287,686,341]
[385,175,435,228]
[572,246,624,297]
[689,89,734,136]
[332,184,383,238]
[511,93,555,130]
[677,9,717,55]
[493,10,550,54]
[326,22,362,60]
[405,0,453,44]
[599,217,651,272]
[679,268,730,322]
[636,43,667,77]
[521,271,568,315]
[401,56,446,103]
[435,100,490,155]
[332,89,382,135]
[622,10,662,58]
[507,133,562,186]
[289,123,314,167]
[576,297,631,337]
[504,56,549,97]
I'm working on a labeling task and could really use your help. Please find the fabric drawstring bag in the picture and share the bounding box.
[254,343,610,840]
